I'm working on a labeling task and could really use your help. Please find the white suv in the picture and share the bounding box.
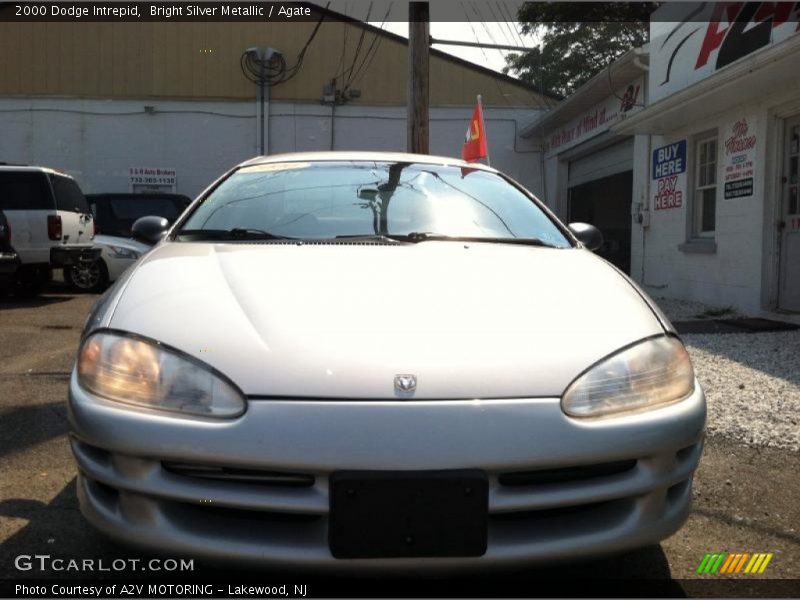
[0,165,100,296]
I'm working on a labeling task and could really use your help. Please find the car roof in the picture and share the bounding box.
[0,165,75,178]
[240,151,497,172]
[87,193,190,200]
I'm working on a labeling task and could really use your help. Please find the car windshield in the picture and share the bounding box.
[177,161,572,247]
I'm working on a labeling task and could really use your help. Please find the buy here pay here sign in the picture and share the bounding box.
[652,140,687,211]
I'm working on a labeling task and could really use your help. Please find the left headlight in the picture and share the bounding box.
[562,335,694,418]
[108,245,140,259]
[77,331,245,418]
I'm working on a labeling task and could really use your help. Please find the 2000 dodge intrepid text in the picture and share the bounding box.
[69,152,705,571]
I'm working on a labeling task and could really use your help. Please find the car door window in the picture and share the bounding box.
[0,172,52,210]
[52,176,90,214]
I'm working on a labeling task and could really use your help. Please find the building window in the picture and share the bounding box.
[693,135,718,237]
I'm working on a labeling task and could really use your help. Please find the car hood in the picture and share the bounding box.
[106,242,664,399]
[93,234,151,254]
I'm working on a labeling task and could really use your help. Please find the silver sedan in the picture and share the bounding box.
[69,152,705,571]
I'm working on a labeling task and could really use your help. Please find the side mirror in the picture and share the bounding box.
[131,216,170,246]
[568,222,604,252]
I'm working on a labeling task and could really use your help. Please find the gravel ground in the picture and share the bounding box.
[650,296,800,452]
[652,296,740,321]
[684,331,800,452]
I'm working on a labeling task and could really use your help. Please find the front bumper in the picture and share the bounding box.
[50,245,101,267]
[68,375,706,572]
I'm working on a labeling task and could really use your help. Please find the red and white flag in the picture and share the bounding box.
[461,96,489,163]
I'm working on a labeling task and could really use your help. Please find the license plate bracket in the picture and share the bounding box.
[329,470,488,559]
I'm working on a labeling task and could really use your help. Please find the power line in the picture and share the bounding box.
[497,2,527,50]
[461,3,537,109]
[346,2,393,91]
[470,2,504,55]
[487,2,556,109]
[282,2,330,83]
[332,2,351,80]
[486,2,515,49]
[460,3,491,63]
[240,2,329,88]
[340,2,373,88]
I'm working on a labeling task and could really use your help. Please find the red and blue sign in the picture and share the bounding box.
[652,141,687,210]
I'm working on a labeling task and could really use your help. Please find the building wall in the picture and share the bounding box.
[541,153,563,213]
[630,104,772,313]
[636,1,800,314]
[0,97,544,198]
[0,20,550,107]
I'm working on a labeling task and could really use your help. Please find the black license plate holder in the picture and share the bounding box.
[329,470,488,559]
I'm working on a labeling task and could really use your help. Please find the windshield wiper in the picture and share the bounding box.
[334,234,402,243]
[178,228,297,241]
[381,232,563,248]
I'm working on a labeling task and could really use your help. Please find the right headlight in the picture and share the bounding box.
[77,331,245,418]
[562,335,694,418]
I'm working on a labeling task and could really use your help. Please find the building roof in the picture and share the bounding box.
[519,46,649,138]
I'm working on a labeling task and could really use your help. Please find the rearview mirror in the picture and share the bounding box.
[358,188,378,201]
[131,216,170,246]
[568,222,603,252]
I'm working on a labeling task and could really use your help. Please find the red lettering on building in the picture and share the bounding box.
[695,3,743,69]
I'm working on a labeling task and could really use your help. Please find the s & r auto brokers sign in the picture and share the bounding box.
[129,167,176,188]
[652,141,687,210]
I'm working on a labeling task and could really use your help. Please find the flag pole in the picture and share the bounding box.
[478,94,490,167]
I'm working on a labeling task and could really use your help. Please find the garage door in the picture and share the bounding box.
[568,138,634,188]
[568,171,633,274]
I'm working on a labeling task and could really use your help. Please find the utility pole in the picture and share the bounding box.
[407,1,429,154]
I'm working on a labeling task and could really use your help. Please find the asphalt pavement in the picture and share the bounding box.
[1,289,798,597]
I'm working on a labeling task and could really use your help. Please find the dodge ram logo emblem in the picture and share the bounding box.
[394,374,417,393]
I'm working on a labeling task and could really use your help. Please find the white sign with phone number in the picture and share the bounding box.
[722,116,757,200]
[129,167,176,187]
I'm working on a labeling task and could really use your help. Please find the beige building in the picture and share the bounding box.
[0,13,554,196]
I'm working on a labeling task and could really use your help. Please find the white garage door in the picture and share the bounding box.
[568,138,634,187]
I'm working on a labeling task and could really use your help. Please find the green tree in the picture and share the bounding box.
[504,3,658,98]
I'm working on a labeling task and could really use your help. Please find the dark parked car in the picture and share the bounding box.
[0,209,20,284]
[86,193,192,238]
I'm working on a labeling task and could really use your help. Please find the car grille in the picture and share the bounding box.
[162,462,315,487]
[497,459,638,486]
[73,437,702,560]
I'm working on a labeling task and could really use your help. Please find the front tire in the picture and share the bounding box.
[66,259,109,293]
